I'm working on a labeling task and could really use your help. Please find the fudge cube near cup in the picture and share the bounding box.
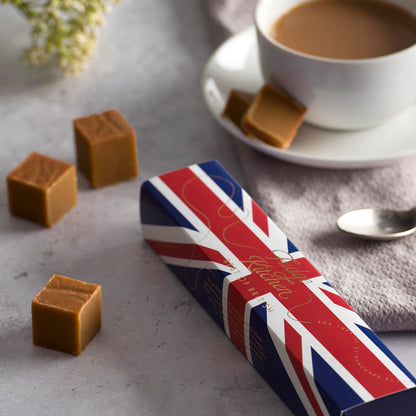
[74,109,138,188]
[32,275,102,355]
[140,160,416,416]
[222,89,253,132]
[7,152,77,227]
[242,84,306,149]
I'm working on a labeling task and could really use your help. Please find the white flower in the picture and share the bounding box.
[6,0,120,75]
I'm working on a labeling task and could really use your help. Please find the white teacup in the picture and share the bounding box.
[255,0,416,130]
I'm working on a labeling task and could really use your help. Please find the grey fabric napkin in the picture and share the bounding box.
[205,0,416,332]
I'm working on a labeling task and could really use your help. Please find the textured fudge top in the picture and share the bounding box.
[7,152,73,189]
[74,109,135,144]
[33,274,100,313]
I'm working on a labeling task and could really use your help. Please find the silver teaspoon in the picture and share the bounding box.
[336,207,416,240]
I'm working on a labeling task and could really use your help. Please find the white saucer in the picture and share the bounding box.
[201,27,416,169]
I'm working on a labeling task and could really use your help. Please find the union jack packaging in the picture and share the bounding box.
[140,160,416,416]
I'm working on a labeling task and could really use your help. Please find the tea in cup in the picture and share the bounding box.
[255,0,416,130]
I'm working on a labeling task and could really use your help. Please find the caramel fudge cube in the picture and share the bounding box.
[32,275,102,355]
[222,90,252,132]
[242,85,306,149]
[7,152,77,227]
[74,109,138,188]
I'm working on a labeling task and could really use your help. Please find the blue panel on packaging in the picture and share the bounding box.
[166,264,228,330]
[199,160,244,210]
[311,348,363,414]
[343,387,416,416]
[140,181,197,231]
[287,238,298,253]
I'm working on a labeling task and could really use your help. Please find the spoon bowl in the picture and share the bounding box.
[336,207,416,240]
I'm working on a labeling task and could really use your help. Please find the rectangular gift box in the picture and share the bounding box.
[140,160,416,416]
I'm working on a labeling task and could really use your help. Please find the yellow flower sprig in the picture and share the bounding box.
[2,0,120,74]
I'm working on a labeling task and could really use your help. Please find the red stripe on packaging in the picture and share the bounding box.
[147,240,227,265]
[252,199,269,236]
[285,321,324,416]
